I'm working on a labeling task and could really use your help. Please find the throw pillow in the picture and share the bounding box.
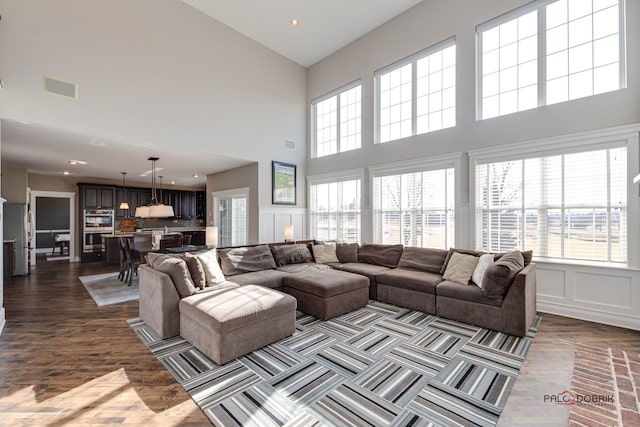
[358,244,404,268]
[397,246,449,274]
[270,243,314,266]
[184,252,206,289]
[312,243,339,264]
[218,244,277,276]
[440,248,486,275]
[481,251,525,298]
[472,253,495,288]
[442,252,479,285]
[194,249,226,286]
[146,252,198,298]
[335,242,359,263]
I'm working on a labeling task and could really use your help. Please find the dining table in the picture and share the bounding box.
[130,237,162,264]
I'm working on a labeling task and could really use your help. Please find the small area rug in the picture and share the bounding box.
[80,272,139,306]
[129,301,540,426]
[568,343,640,427]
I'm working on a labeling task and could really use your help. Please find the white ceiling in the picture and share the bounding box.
[181,0,424,67]
[0,0,423,186]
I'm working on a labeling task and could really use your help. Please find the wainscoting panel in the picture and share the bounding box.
[259,207,307,243]
[536,262,640,331]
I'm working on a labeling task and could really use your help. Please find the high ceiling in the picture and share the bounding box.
[180,0,424,67]
[0,0,423,186]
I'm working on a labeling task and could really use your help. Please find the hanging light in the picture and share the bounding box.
[119,172,130,214]
[135,157,175,218]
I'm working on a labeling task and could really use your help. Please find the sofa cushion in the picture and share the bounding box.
[471,253,495,287]
[283,270,368,298]
[330,262,391,281]
[184,252,206,289]
[194,249,226,286]
[147,252,198,298]
[397,246,448,274]
[271,243,314,266]
[218,244,277,276]
[443,252,479,285]
[376,268,443,294]
[277,262,331,274]
[358,244,403,268]
[312,243,339,264]
[226,269,290,289]
[436,280,503,307]
[482,251,525,298]
[336,242,359,263]
[496,250,533,266]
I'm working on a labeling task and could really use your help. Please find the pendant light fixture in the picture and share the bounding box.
[119,172,130,216]
[134,157,175,218]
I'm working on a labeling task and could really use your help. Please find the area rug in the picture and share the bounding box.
[129,301,540,426]
[80,272,138,306]
[567,343,640,427]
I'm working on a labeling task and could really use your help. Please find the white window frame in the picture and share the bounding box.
[375,37,456,144]
[476,0,627,120]
[468,124,640,268]
[369,153,461,249]
[308,168,364,242]
[311,80,362,158]
[212,187,250,247]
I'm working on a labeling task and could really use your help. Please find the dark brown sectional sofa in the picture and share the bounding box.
[139,241,537,347]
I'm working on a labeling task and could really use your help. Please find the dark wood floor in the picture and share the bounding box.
[0,259,638,426]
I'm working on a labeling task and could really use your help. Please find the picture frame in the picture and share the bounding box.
[272,161,296,205]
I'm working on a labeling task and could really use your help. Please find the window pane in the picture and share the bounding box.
[311,179,360,242]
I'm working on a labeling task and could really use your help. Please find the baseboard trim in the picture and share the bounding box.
[538,301,640,331]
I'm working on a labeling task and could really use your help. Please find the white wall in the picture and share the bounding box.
[0,0,307,209]
[306,0,640,330]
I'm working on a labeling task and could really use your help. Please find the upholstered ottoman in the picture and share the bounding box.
[283,270,369,320]
[179,284,296,365]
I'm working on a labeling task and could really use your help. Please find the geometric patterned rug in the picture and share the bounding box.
[128,301,541,426]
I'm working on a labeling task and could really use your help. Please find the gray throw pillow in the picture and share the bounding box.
[335,242,359,263]
[184,252,206,290]
[147,252,198,298]
[481,251,525,298]
[270,244,314,266]
[218,244,277,276]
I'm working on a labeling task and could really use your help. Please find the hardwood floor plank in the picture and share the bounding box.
[0,259,638,425]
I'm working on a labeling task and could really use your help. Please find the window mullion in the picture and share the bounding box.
[411,61,417,137]
[538,5,546,107]
[336,95,341,154]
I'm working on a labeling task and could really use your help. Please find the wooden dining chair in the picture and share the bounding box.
[124,238,141,286]
[160,235,183,252]
[117,237,128,282]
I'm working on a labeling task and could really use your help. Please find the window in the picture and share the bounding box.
[310,178,361,242]
[213,188,249,247]
[475,146,627,263]
[478,0,625,119]
[312,82,361,158]
[373,168,455,248]
[376,39,456,143]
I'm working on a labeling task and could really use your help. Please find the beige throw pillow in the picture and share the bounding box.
[472,253,495,288]
[312,243,339,264]
[195,249,226,286]
[443,252,479,285]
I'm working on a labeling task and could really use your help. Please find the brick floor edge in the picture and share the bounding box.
[568,342,640,427]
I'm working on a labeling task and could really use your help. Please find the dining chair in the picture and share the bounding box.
[117,237,128,281]
[124,238,141,286]
[160,235,183,252]
[182,234,192,246]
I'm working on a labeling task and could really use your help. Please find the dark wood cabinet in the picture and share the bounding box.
[196,191,206,219]
[81,185,115,209]
[3,240,15,280]
[104,237,120,265]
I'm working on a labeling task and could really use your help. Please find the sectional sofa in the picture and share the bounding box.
[139,241,536,363]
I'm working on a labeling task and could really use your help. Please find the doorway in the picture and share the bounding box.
[212,188,249,247]
[29,191,75,265]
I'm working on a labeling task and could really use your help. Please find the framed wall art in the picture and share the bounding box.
[272,161,296,205]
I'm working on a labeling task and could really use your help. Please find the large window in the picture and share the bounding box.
[376,39,456,143]
[213,188,249,247]
[373,168,455,248]
[478,0,625,119]
[312,82,361,158]
[475,146,627,263]
[310,178,361,242]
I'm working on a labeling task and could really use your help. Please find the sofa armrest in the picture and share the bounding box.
[139,264,181,339]
[500,262,537,337]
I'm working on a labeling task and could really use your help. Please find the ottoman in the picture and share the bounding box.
[179,284,296,365]
[283,270,369,320]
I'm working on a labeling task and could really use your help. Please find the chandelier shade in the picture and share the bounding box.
[135,157,175,218]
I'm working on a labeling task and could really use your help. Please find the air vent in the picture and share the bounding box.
[43,76,77,99]
[285,139,296,150]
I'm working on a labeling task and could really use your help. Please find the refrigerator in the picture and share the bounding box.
[3,203,32,275]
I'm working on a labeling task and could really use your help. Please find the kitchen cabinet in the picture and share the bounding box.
[183,230,205,246]
[168,190,197,219]
[104,236,121,266]
[81,185,115,209]
[196,191,206,219]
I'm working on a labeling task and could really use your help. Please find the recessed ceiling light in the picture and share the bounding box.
[290,19,299,27]
[171,180,176,185]
[68,159,87,165]
[193,174,199,178]
[63,171,70,175]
